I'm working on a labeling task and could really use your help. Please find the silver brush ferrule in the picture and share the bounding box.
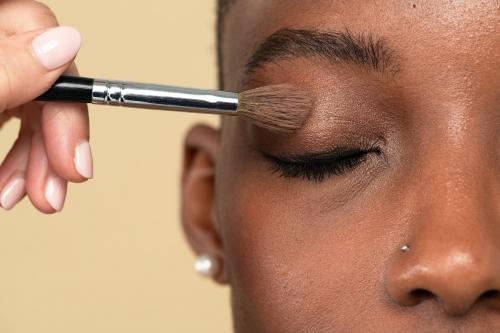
[92,79,239,115]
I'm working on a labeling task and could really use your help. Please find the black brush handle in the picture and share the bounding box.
[36,76,94,103]
[35,75,239,115]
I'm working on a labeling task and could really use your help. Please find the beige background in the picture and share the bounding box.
[0,1,232,332]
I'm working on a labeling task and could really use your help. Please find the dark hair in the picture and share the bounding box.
[216,0,233,89]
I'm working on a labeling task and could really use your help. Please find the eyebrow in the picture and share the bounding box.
[243,28,401,84]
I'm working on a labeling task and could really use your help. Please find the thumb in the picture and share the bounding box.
[0,26,81,111]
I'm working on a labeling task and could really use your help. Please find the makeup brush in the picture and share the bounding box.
[36,76,312,133]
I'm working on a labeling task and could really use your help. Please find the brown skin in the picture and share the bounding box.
[182,1,500,332]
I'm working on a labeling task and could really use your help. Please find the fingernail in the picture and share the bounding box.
[74,141,93,179]
[0,173,26,211]
[44,172,67,212]
[32,26,82,70]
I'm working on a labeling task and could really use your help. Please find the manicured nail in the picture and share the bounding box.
[74,141,93,179]
[32,26,82,70]
[44,173,67,212]
[0,173,26,211]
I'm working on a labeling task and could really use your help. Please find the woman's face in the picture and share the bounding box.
[182,1,500,331]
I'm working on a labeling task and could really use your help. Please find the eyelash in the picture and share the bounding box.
[263,144,382,183]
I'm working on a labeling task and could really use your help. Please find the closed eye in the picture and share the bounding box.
[262,144,383,183]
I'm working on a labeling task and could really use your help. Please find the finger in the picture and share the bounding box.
[0,0,60,37]
[42,64,92,182]
[26,118,67,214]
[0,119,31,210]
[41,101,92,182]
[0,26,81,111]
[0,1,78,109]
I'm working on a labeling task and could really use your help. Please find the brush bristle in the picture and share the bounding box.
[237,85,312,133]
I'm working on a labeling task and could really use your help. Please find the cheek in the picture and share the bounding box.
[217,173,319,330]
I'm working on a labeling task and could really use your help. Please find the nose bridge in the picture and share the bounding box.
[411,97,499,229]
[418,152,495,229]
[410,105,500,273]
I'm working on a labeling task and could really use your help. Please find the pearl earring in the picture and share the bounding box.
[194,254,219,278]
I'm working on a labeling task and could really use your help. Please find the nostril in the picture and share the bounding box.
[478,290,500,310]
[480,290,500,299]
[410,288,435,302]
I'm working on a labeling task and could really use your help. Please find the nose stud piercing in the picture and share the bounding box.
[401,244,411,253]
[194,254,219,278]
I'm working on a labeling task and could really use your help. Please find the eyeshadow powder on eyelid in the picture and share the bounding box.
[248,120,390,157]
[238,66,403,154]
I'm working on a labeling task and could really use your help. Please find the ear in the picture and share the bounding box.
[181,124,228,284]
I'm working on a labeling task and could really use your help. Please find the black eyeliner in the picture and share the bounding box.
[262,147,372,164]
[260,146,380,182]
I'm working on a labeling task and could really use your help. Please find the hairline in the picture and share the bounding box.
[217,0,236,90]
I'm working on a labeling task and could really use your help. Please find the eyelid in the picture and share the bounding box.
[262,147,374,164]
[259,135,386,162]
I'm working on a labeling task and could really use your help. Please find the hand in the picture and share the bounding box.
[0,0,91,213]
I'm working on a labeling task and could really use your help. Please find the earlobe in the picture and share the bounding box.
[181,124,229,284]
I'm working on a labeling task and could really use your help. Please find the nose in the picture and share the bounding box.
[386,244,500,315]
[384,140,500,316]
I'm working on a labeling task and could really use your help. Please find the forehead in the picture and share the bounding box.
[221,0,500,91]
